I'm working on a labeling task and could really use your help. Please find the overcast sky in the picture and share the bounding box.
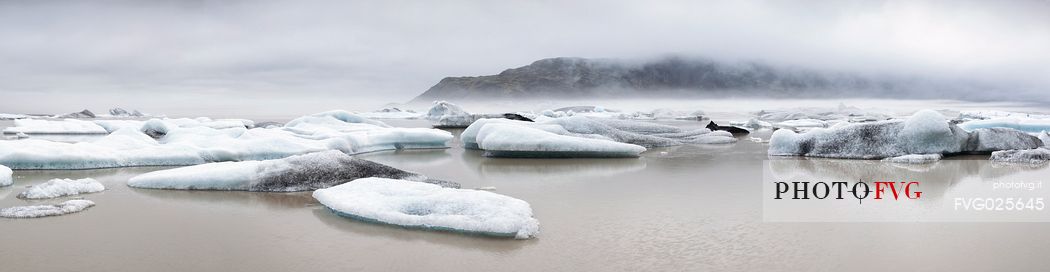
[1,0,1047,116]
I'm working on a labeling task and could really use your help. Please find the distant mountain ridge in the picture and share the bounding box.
[410,56,1005,103]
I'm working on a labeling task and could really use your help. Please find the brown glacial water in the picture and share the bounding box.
[1,119,1050,271]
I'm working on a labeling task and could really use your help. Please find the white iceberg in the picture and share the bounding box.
[18,178,105,199]
[0,165,11,187]
[128,151,457,191]
[0,111,452,170]
[313,177,539,239]
[460,116,736,157]
[990,148,1050,164]
[0,199,95,218]
[2,119,108,135]
[769,110,1043,159]
[958,118,1050,133]
[476,124,646,158]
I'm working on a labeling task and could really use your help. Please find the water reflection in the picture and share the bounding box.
[311,208,534,252]
[129,188,317,210]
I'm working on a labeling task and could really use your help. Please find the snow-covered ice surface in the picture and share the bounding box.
[0,165,11,187]
[958,118,1050,133]
[990,148,1050,164]
[2,119,109,134]
[882,154,942,164]
[460,116,737,157]
[769,110,1043,159]
[18,178,105,199]
[0,111,452,170]
[476,124,646,158]
[313,177,539,239]
[128,151,458,192]
[0,199,95,218]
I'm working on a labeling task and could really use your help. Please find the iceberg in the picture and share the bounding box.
[0,111,452,170]
[2,119,109,134]
[460,116,736,157]
[476,124,646,158]
[0,199,95,218]
[426,101,477,128]
[990,148,1050,164]
[56,109,96,118]
[769,110,1043,159]
[313,177,539,239]
[958,118,1050,133]
[0,165,11,187]
[107,108,145,117]
[128,151,458,192]
[18,178,105,199]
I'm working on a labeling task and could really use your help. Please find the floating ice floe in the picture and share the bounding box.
[0,199,95,218]
[18,178,105,199]
[958,118,1050,134]
[313,177,539,239]
[0,165,11,187]
[730,118,773,129]
[990,148,1050,164]
[426,101,478,128]
[128,151,457,191]
[769,110,1043,159]
[882,154,942,164]
[0,113,29,120]
[958,110,1050,121]
[755,104,893,122]
[773,119,829,131]
[3,119,109,135]
[356,108,424,119]
[461,116,737,157]
[476,124,646,158]
[0,111,452,170]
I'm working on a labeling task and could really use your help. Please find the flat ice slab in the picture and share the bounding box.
[128,150,458,192]
[0,111,452,170]
[460,115,736,157]
[0,199,95,218]
[476,124,646,158]
[313,178,539,239]
[18,178,105,199]
[882,154,942,164]
[2,119,108,134]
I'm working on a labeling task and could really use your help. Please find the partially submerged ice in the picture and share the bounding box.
[990,148,1050,164]
[476,124,646,158]
[0,165,11,187]
[426,101,477,128]
[2,119,109,134]
[313,177,539,239]
[769,110,1043,159]
[0,199,95,219]
[460,116,736,157]
[19,178,105,199]
[0,111,452,170]
[128,151,458,192]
